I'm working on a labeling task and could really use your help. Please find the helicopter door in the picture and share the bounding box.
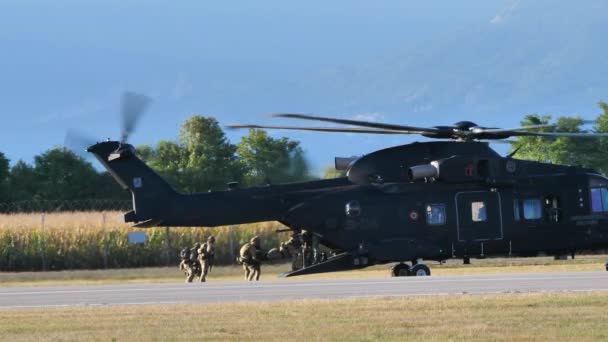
[456,191,503,242]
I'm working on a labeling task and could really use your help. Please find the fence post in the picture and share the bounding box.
[40,213,47,271]
[164,226,171,266]
[229,226,235,263]
[102,212,108,269]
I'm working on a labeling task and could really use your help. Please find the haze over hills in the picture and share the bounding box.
[1,0,607,172]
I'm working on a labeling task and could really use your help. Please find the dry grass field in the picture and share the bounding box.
[1,292,608,341]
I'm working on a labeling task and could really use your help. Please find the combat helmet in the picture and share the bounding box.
[208,235,216,243]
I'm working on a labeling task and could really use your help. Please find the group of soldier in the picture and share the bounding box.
[179,230,325,283]
[179,235,216,282]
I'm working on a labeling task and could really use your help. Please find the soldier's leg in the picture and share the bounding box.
[255,265,261,281]
[200,261,209,282]
[243,263,250,281]
[186,266,194,283]
[247,265,256,281]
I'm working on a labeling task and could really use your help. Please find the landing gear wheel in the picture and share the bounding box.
[605,262,608,272]
[391,263,411,277]
[411,263,431,276]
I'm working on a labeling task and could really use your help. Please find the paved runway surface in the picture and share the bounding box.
[2,272,608,308]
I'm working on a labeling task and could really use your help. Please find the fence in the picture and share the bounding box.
[0,211,284,272]
[0,199,132,213]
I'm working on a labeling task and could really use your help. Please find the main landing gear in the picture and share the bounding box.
[390,262,431,277]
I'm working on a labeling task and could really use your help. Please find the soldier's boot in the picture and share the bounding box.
[186,270,194,283]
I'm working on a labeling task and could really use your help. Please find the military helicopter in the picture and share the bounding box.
[85,93,608,277]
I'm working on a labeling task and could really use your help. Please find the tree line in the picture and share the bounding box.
[0,116,313,211]
[511,101,608,173]
[2,103,608,211]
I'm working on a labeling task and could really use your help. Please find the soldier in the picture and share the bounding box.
[239,236,265,281]
[301,230,315,267]
[279,232,303,271]
[197,236,216,282]
[179,242,202,283]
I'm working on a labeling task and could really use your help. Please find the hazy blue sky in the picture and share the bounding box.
[1,1,607,174]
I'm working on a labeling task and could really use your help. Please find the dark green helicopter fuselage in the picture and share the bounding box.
[88,140,608,275]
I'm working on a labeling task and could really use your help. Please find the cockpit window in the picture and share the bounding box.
[426,204,446,226]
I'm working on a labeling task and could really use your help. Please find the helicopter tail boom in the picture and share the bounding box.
[87,140,350,227]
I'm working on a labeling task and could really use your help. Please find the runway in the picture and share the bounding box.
[2,272,608,309]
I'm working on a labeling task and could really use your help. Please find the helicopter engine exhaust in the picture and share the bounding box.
[335,157,357,171]
[408,162,439,181]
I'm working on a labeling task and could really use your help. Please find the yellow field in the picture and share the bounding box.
[0,212,283,271]
[2,292,608,341]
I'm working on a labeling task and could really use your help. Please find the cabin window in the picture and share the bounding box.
[345,200,361,217]
[590,188,608,213]
[426,204,446,226]
[471,201,487,222]
[523,198,542,220]
[513,199,521,221]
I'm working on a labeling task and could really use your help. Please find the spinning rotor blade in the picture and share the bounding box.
[272,113,439,134]
[227,124,407,134]
[121,92,152,143]
[64,129,97,158]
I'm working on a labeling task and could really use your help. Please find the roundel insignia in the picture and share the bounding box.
[409,211,419,221]
[506,160,517,173]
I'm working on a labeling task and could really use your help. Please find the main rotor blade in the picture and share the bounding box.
[473,124,556,134]
[480,139,517,144]
[509,131,608,138]
[227,124,410,134]
[271,113,439,134]
[121,92,152,143]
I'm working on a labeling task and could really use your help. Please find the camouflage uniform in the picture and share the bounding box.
[301,230,315,267]
[197,236,216,282]
[179,242,201,283]
[240,236,264,281]
[279,233,303,271]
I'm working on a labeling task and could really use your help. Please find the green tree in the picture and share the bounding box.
[237,129,311,185]
[7,160,37,201]
[590,101,608,173]
[510,102,608,174]
[0,152,9,201]
[136,116,244,192]
[144,140,184,189]
[178,116,242,191]
[32,147,100,200]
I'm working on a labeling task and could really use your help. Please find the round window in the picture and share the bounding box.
[345,200,361,217]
